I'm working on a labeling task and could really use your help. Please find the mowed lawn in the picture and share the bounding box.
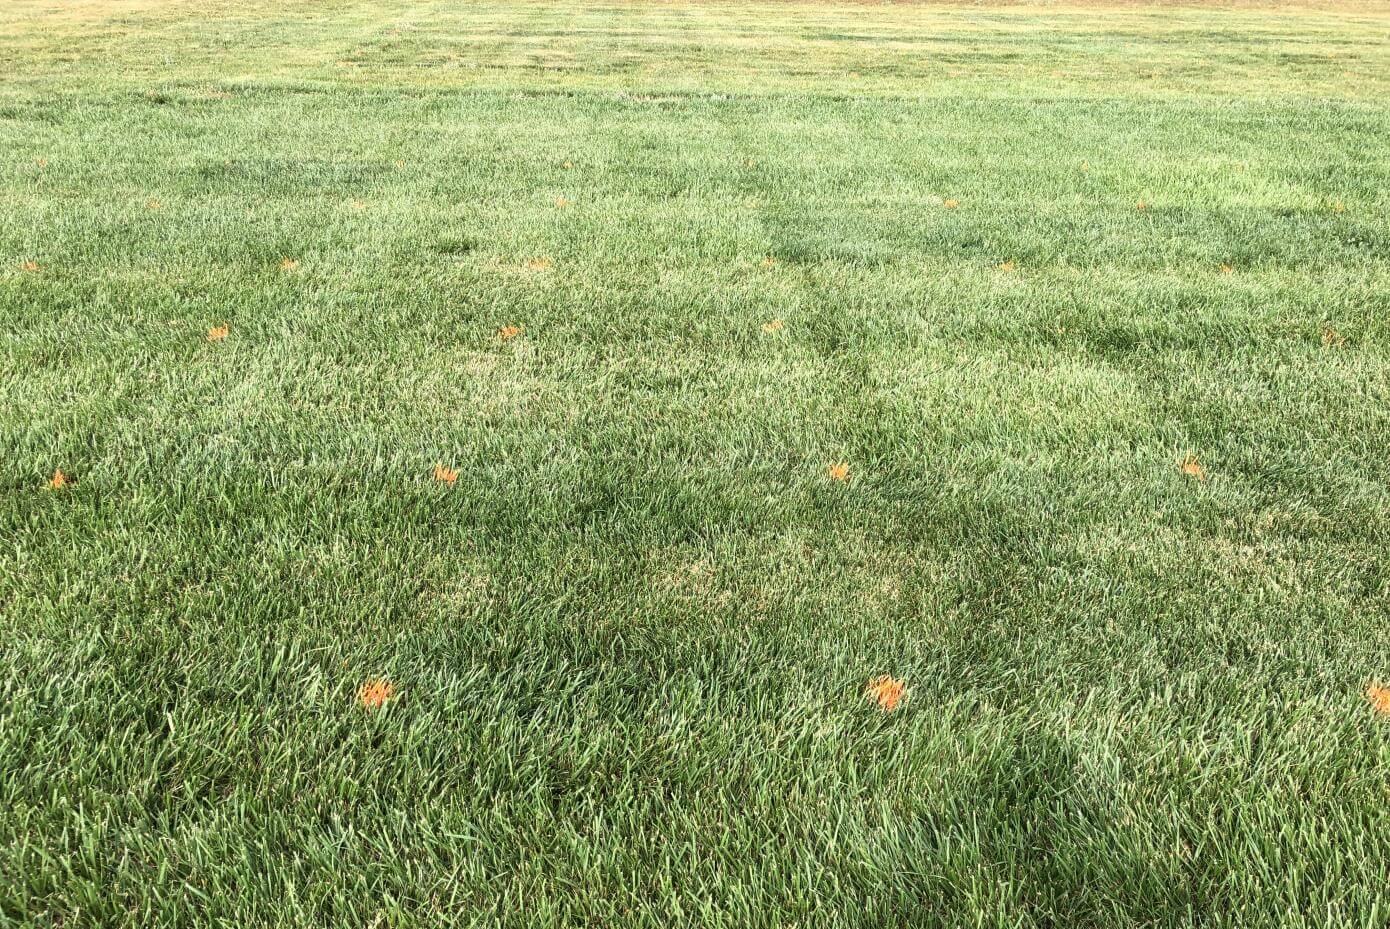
[3,0,1390,925]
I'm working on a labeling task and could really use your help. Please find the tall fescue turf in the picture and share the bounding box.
[2,1,1389,925]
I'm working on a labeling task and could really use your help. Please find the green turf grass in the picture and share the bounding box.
[3,0,1390,925]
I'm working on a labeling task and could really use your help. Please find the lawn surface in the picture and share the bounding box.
[3,1,1390,925]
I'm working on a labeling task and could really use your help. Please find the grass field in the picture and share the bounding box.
[4,0,1390,925]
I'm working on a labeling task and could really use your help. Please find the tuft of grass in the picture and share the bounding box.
[2,0,1390,926]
